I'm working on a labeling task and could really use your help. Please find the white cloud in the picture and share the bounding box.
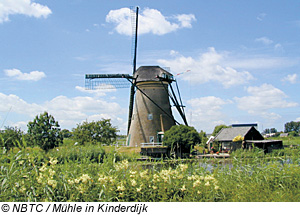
[255,37,273,45]
[234,84,298,120]
[75,86,116,97]
[0,93,125,132]
[106,7,196,36]
[0,0,52,23]
[257,13,266,21]
[158,47,254,88]
[4,68,46,81]
[187,96,232,132]
[282,73,297,84]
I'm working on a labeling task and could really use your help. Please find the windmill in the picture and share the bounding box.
[85,7,188,147]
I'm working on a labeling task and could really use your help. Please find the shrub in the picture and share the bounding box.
[27,112,63,151]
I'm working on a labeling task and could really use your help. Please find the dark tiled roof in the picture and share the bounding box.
[215,127,253,141]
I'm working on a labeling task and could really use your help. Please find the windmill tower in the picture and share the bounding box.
[85,7,188,147]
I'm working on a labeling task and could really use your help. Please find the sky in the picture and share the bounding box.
[0,0,300,134]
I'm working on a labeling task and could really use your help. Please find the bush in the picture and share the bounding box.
[72,119,118,145]
[0,126,25,150]
[27,112,63,151]
[163,125,200,158]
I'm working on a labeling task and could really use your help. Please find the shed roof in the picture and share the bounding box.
[215,127,253,141]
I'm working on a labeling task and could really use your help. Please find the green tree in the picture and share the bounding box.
[72,119,118,145]
[0,126,24,150]
[163,125,200,158]
[212,124,230,136]
[27,112,63,151]
[284,121,300,133]
[199,130,208,146]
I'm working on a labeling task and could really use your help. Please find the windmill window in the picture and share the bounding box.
[148,113,153,120]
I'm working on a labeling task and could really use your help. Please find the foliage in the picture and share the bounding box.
[263,128,278,134]
[284,121,300,133]
[163,125,200,157]
[232,135,244,142]
[72,119,118,145]
[1,145,300,201]
[212,124,230,136]
[199,130,208,146]
[27,112,63,151]
[0,126,25,150]
[61,129,72,138]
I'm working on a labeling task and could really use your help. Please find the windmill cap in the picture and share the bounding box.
[134,66,174,82]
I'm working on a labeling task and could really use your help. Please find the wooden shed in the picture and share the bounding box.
[213,126,264,152]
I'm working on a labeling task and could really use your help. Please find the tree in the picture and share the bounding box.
[284,121,300,133]
[0,126,24,150]
[72,119,118,145]
[163,125,200,158]
[199,130,208,146]
[212,124,230,136]
[27,112,63,151]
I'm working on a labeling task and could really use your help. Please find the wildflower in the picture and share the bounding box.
[67,179,74,185]
[140,170,148,179]
[47,179,57,189]
[49,169,56,177]
[180,185,187,192]
[117,184,125,192]
[193,180,201,188]
[152,186,157,190]
[178,164,188,172]
[205,181,210,186]
[131,179,137,187]
[197,190,201,194]
[19,160,24,165]
[214,186,219,190]
[39,165,47,172]
[136,187,142,192]
[49,157,58,165]
[19,186,26,193]
[80,174,91,184]
[204,175,215,181]
[74,179,80,184]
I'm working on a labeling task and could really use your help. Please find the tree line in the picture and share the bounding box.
[0,111,118,151]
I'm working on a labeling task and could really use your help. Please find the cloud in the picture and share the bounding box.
[0,0,52,23]
[4,68,46,81]
[0,92,125,132]
[157,47,254,88]
[106,7,196,36]
[282,73,297,84]
[255,37,273,45]
[75,86,116,97]
[187,96,232,132]
[257,13,266,21]
[234,84,298,120]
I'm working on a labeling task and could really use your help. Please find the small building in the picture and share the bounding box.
[280,133,289,137]
[213,126,264,152]
[245,140,283,153]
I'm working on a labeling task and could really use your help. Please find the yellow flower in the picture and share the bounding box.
[47,179,57,189]
[178,164,188,172]
[74,179,80,184]
[180,185,187,192]
[49,169,56,177]
[215,186,219,190]
[131,179,137,187]
[117,184,125,192]
[152,186,157,190]
[136,187,142,192]
[193,180,201,188]
[49,157,58,165]
[39,164,47,172]
[19,186,26,193]
[197,190,201,194]
[80,174,91,184]
[205,181,210,186]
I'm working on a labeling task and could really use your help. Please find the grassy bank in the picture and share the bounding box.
[1,144,300,202]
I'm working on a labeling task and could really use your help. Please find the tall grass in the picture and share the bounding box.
[1,144,300,201]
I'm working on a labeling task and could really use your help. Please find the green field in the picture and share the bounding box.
[1,137,300,202]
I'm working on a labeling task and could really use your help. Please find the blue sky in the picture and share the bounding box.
[0,0,299,134]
